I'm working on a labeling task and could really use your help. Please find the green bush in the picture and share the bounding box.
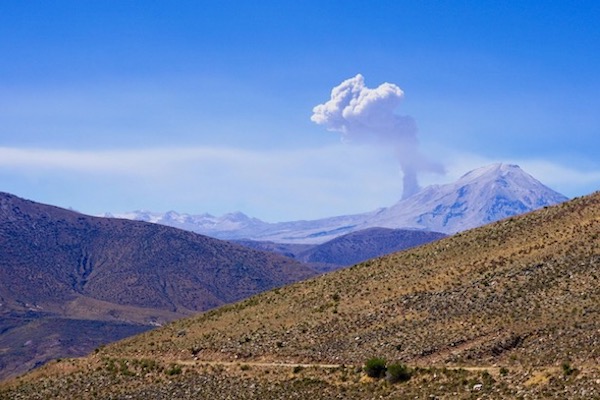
[165,364,182,376]
[293,365,304,374]
[386,363,412,383]
[562,362,576,376]
[364,357,387,378]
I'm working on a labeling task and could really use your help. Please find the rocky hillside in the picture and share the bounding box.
[2,191,598,399]
[0,192,316,380]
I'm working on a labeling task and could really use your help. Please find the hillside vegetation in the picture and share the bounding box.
[2,192,599,399]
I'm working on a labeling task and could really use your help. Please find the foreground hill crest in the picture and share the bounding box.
[109,191,598,368]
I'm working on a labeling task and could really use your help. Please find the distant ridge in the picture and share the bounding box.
[235,228,447,272]
[295,227,446,270]
[111,163,568,243]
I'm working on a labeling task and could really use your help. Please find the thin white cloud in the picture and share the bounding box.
[0,146,279,177]
[0,145,403,220]
[1,146,598,220]
[514,160,600,194]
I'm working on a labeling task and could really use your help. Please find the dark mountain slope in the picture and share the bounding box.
[0,192,316,379]
[234,228,446,272]
[296,227,446,269]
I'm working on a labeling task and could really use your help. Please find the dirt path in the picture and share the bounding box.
[177,360,600,381]
[175,359,507,376]
[177,359,343,369]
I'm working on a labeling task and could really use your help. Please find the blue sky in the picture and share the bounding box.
[1,1,599,221]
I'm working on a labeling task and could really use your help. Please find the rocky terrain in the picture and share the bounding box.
[2,191,597,399]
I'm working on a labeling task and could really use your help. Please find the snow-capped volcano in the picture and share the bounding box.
[107,163,568,244]
[363,163,569,234]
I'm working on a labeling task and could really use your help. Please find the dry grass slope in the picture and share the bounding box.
[106,192,599,368]
[2,192,599,399]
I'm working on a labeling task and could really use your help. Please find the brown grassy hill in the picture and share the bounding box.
[0,192,316,379]
[1,192,599,399]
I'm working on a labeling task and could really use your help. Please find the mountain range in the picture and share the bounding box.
[0,163,571,383]
[109,163,568,244]
[0,192,449,380]
[3,190,598,399]
[0,192,315,380]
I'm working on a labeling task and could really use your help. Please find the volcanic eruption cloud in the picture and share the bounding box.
[311,74,444,199]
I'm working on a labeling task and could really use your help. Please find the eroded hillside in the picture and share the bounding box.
[0,192,315,380]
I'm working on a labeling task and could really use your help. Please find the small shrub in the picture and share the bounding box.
[364,357,387,378]
[562,362,576,376]
[293,365,304,374]
[386,363,412,383]
[165,364,182,376]
[106,359,117,374]
[136,358,160,373]
[481,370,495,385]
[240,364,250,371]
[499,367,509,376]
[118,359,135,376]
